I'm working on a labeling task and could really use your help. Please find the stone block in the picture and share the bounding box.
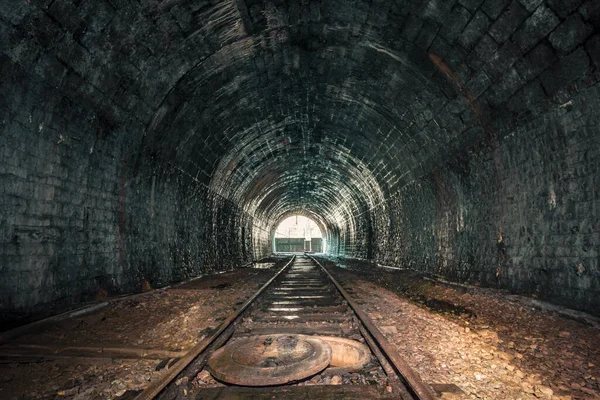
[439,5,473,44]
[401,14,423,42]
[170,5,194,33]
[517,0,544,12]
[506,79,547,115]
[540,47,590,96]
[446,96,471,114]
[547,0,585,19]
[458,10,491,49]
[486,67,525,106]
[585,34,600,69]
[467,70,493,98]
[515,42,558,80]
[579,1,600,28]
[512,5,560,52]
[458,0,485,12]
[416,20,440,49]
[416,0,454,25]
[468,34,499,70]
[429,35,456,64]
[48,0,82,33]
[482,0,510,19]
[489,1,530,43]
[484,40,521,80]
[0,1,29,24]
[549,14,594,54]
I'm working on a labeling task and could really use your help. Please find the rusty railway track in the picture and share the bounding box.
[134,255,436,400]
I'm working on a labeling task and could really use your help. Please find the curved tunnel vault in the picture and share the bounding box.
[138,10,472,257]
[1,0,599,322]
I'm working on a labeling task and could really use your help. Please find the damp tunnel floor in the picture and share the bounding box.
[0,256,598,400]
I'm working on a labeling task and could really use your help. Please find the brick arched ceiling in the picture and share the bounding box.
[4,0,598,233]
[136,0,481,231]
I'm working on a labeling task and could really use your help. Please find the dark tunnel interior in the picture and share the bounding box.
[1,0,600,328]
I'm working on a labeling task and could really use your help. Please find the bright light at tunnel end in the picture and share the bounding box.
[273,215,325,254]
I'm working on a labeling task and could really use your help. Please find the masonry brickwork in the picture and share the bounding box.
[1,0,599,322]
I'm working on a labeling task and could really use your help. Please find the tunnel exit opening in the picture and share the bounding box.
[273,215,324,253]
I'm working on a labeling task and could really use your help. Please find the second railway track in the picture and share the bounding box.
[135,255,436,400]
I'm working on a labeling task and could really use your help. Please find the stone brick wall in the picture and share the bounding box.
[326,0,600,316]
[252,221,273,262]
[371,84,600,316]
[126,166,256,288]
[2,0,600,321]
[0,63,259,326]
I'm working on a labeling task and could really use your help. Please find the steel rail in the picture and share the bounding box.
[134,255,296,400]
[310,256,437,400]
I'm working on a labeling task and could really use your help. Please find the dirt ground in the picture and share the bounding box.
[321,258,600,400]
[0,261,283,400]
[2,256,599,400]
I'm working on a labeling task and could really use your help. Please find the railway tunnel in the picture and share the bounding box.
[1,0,599,399]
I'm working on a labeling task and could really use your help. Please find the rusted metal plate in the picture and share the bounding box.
[207,334,331,386]
[430,383,465,397]
[315,336,371,375]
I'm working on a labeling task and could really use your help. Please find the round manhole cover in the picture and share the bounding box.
[207,334,332,386]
